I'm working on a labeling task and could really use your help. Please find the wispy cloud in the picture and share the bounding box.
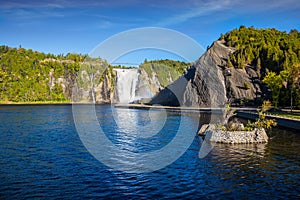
[236,0,300,10]
[1,8,65,19]
[0,0,68,20]
[0,0,65,9]
[0,0,144,21]
[0,0,142,9]
[1,0,299,27]
[1,0,299,9]
[155,0,235,26]
[155,0,300,27]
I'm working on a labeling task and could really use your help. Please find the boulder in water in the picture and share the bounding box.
[200,124,268,144]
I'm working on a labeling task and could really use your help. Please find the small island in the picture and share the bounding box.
[198,101,277,144]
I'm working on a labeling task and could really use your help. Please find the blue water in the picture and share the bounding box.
[0,105,299,199]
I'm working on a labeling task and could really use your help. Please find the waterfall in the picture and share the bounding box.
[89,73,96,104]
[114,68,153,103]
[114,69,138,103]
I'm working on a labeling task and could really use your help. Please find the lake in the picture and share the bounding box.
[0,105,299,199]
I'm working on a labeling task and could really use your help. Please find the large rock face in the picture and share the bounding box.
[224,66,262,105]
[52,40,263,105]
[149,40,262,107]
[54,66,177,104]
[70,67,116,104]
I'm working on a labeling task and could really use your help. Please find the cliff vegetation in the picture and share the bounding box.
[0,46,187,103]
[222,26,300,108]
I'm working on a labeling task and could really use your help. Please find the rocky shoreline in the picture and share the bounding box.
[199,124,269,144]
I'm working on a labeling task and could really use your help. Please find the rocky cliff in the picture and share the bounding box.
[0,41,265,105]
[149,40,263,107]
[53,64,181,104]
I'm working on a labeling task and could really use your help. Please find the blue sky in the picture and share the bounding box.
[0,0,299,64]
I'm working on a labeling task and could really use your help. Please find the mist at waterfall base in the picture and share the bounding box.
[1,105,300,199]
[114,68,153,104]
[111,48,189,104]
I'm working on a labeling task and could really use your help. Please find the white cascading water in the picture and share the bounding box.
[114,68,153,103]
[114,68,139,103]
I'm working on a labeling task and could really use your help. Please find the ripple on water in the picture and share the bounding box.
[0,105,299,199]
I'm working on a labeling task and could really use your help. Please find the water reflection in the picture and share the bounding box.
[1,105,299,198]
[212,143,268,160]
[112,106,167,139]
[79,105,200,173]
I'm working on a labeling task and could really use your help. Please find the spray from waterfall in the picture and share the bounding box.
[114,68,152,103]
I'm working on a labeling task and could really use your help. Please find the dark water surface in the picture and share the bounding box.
[0,105,299,199]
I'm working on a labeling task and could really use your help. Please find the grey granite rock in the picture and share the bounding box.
[200,124,268,144]
[149,40,263,107]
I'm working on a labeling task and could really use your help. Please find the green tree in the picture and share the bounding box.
[262,72,283,107]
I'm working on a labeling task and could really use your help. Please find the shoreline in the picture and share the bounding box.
[236,111,300,131]
[1,102,299,130]
[116,104,300,130]
[114,103,258,112]
[0,101,73,105]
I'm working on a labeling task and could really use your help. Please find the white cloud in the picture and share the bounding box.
[1,8,65,19]
[155,0,300,27]
[237,0,300,10]
[1,0,298,10]
[0,0,64,9]
[156,0,235,26]
[1,0,298,26]
[0,0,141,9]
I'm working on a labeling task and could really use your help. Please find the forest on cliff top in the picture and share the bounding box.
[221,26,299,108]
[0,26,299,107]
